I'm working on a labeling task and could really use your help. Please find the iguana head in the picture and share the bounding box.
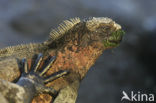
[46,17,124,50]
[85,17,124,49]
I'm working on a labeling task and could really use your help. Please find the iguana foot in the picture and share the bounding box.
[17,53,69,96]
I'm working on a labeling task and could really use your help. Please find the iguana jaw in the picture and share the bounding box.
[102,29,125,48]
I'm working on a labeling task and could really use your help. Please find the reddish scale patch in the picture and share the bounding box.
[48,42,104,79]
[32,41,105,103]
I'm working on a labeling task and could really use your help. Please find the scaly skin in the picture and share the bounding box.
[0,17,124,103]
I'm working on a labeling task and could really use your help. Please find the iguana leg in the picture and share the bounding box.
[16,53,69,102]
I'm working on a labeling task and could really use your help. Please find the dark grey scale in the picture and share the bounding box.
[16,53,69,103]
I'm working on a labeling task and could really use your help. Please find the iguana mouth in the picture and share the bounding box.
[109,37,122,44]
[108,29,125,44]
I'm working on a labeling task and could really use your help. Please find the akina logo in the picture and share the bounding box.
[121,91,155,102]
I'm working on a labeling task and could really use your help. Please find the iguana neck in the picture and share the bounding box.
[47,41,104,80]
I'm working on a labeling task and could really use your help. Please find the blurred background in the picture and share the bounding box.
[0,0,156,103]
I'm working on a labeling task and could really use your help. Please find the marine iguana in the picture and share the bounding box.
[0,17,124,103]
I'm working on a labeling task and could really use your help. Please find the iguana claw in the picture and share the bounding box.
[17,53,69,96]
